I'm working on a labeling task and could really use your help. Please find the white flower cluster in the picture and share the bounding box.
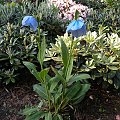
[49,0,89,21]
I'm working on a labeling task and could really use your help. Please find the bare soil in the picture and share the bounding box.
[0,70,120,120]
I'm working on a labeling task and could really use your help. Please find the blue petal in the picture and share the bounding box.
[66,20,84,32]
[22,16,38,31]
[70,24,86,38]
[71,20,84,30]
[22,16,30,26]
[29,17,38,31]
[66,20,76,32]
[80,24,86,35]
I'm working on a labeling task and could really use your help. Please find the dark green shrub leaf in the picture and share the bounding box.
[68,74,91,86]
[66,82,81,100]
[45,112,52,120]
[38,68,49,82]
[38,36,46,68]
[23,61,40,81]
[25,111,45,120]
[22,107,38,116]
[33,84,48,100]
[72,84,90,104]
[60,38,69,67]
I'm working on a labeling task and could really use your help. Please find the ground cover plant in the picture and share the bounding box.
[0,0,120,120]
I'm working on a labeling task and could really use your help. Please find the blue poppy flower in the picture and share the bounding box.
[66,18,86,38]
[22,16,38,31]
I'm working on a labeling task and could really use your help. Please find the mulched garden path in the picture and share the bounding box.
[0,70,120,120]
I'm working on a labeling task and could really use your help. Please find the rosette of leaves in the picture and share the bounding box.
[0,23,38,84]
[22,34,90,120]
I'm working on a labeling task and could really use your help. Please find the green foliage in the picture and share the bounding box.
[0,0,4,5]
[78,30,120,89]
[87,0,120,36]
[0,0,65,42]
[101,0,119,7]
[74,0,106,9]
[0,2,23,26]
[37,35,47,69]
[0,23,38,84]
[22,36,90,119]
[45,33,80,62]
[0,0,66,84]
[45,29,120,89]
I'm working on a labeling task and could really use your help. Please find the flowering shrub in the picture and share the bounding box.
[49,0,89,21]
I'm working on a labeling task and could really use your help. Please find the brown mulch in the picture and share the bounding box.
[0,70,39,120]
[0,71,120,120]
[75,85,120,120]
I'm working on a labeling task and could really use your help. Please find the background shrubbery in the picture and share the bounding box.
[0,0,120,87]
[0,0,120,88]
[0,23,38,84]
[0,0,66,84]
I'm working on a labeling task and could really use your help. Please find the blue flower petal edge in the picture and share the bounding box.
[22,16,38,31]
[66,19,86,38]
[66,20,84,32]
[70,25,86,38]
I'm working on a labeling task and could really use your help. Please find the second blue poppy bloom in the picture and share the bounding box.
[66,18,86,38]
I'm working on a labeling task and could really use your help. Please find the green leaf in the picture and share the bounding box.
[33,84,48,100]
[53,114,63,120]
[72,84,90,104]
[108,66,118,70]
[68,74,91,86]
[57,114,63,120]
[49,76,59,92]
[11,78,15,83]
[54,92,62,104]
[23,61,36,71]
[66,82,81,100]
[109,56,116,63]
[60,38,69,67]
[45,112,52,120]
[25,111,45,120]
[51,66,66,86]
[75,10,79,20]
[5,79,10,85]
[23,61,40,81]
[64,54,74,82]
[22,107,38,116]
[38,36,46,68]
[51,84,63,104]
[38,68,49,82]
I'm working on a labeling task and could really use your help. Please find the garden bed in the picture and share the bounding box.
[0,71,120,120]
[0,0,120,120]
